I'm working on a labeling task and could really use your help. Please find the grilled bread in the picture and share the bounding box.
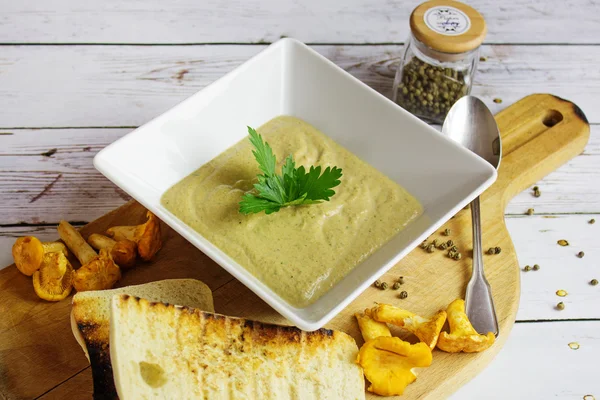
[71,279,214,399]
[110,295,365,399]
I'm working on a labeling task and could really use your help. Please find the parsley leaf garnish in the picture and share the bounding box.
[239,127,342,215]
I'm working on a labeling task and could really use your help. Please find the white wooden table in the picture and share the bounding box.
[1,1,598,398]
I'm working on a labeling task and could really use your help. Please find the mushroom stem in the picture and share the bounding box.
[88,233,117,251]
[58,221,98,265]
[106,226,137,242]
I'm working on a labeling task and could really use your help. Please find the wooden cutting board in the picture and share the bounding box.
[0,94,589,400]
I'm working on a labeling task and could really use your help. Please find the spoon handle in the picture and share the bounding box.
[465,196,499,337]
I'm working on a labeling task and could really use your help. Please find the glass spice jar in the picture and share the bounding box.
[392,0,487,124]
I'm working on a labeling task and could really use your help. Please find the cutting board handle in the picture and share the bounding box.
[482,94,590,210]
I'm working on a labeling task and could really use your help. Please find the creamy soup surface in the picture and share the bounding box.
[161,116,423,307]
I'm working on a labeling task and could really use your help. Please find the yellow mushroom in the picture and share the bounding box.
[58,221,121,291]
[355,308,392,342]
[32,252,74,301]
[356,336,432,396]
[12,236,68,276]
[371,303,447,349]
[106,211,162,261]
[88,233,137,268]
[436,299,495,353]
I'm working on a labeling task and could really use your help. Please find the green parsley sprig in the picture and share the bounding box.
[239,127,342,215]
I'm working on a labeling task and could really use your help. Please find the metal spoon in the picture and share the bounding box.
[442,96,501,337]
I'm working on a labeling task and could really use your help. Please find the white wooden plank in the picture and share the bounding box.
[1,45,599,128]
[1,0,599,44]
[450,321,600,400]
[0,122,597,224]
[2,214,599,321]
[508,214,600,321]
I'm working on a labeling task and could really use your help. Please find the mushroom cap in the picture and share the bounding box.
[111,239,137,268]
[73,249,121,291]
[32,252,74,301]
[357,336,432,396]
[13,236,45,276]
[436,299,495,353]
[136,212,162,261]
[355,308,392,343]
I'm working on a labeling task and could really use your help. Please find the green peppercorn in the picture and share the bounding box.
[420,241,428,249]
[494,246,502,254]
[444,228,451,236]
[453,252,462,260]
[438,242,448,250]
[392,282,401,290]
[426,244,435,253]
[577,251,585,258]
[533,264,540,271]
[397,276,404,284]
[432,239,439,247]
[493,98,502,104]
[381,282,389,290]
[591,279,598,286]
[451,245,458,252]
[589,218,596,224]
[487,248,495,255]
[556,302,565,310]
[446,240,454,247]
[399,291,408,299]
[448,249,456,258]
[523,265,531,271]
[527,208,534,215]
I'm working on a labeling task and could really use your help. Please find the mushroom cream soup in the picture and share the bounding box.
[161,116,423,307]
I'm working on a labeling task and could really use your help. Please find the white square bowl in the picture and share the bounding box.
[94,38,496,331]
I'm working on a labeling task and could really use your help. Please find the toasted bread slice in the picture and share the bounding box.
[71,279,214,400]
[110,295,365,400]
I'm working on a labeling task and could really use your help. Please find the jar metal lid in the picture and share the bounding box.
[410,0,487,54]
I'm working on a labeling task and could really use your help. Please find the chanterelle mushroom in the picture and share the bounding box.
[371,304,447,350]
[356,336,432,396]
[88,233,137,268]
[355,308,392,342]
[32,252,74,301]
[436,299,495,353]
[58,221,121,291]
[106,211,162,261]
[12,236,68,276]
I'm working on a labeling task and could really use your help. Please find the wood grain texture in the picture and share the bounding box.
[1,0,597,44]
[39,321,600,400]
[1,45,600,128]
[0,94,589,399]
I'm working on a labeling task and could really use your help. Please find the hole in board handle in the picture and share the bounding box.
[542,110,563,128]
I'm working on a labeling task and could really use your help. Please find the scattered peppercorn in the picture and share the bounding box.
[453,252,462,260]
[479,56,487,62]
[557,239,569,246]
[556,302,565,310]
[556,289,568,297]
[447,240,454,247]
[451,245,458,252]
[392,282,401,290]
[589,218,596,224]
[533,186,541,197]
[448,249,456,258]
[493,98,502,104]
[444,228,451,236]
[487,248,495,255]
[374,280,381,288]
[577,251,585,258]
[494,246,502,254]
[432,239,439,247]
[399,291,408,299]
[523,265,531,272]
[420,240,428,249]
[533,264,540,271]
[426,244,435,253]
[526,208,534,215]
[438,242,448,250]
[591,279,598,286]
[381,282,389,290]
[397,276,404,284]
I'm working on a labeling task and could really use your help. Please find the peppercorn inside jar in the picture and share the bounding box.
[392,1,487,124]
